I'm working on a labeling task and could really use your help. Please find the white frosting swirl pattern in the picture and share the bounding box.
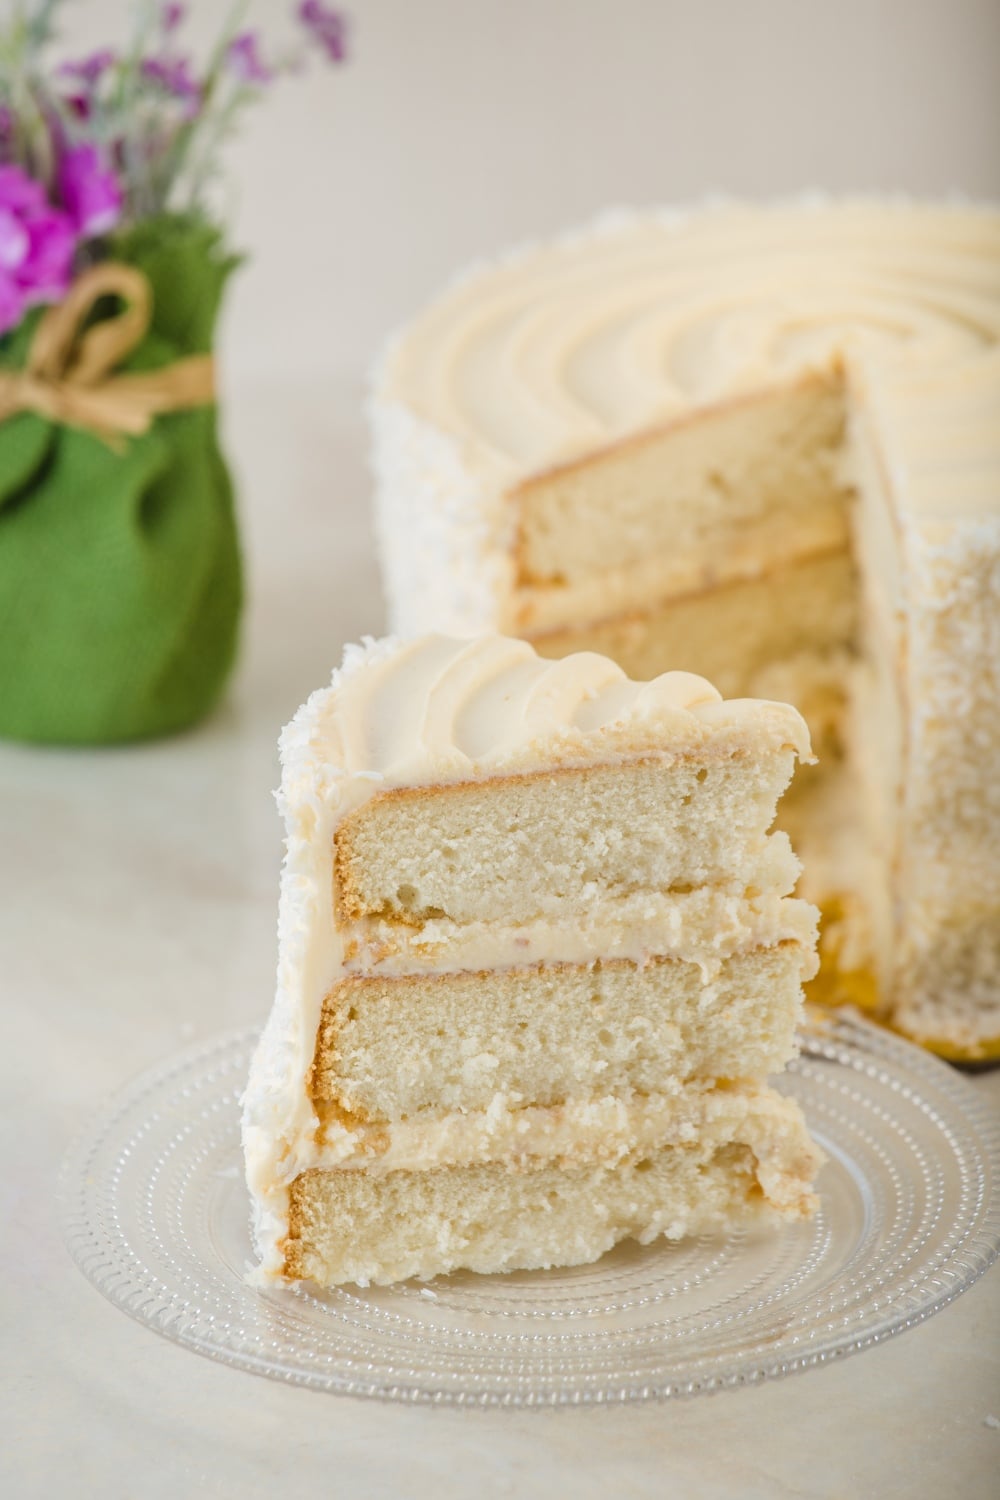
[371,200,1000,641]
[381,199,1000,515]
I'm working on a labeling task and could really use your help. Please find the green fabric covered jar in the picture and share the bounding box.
[0,214,242,745]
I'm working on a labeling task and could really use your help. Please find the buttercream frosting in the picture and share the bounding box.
[242,634,813,1277]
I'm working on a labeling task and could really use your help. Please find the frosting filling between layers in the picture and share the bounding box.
[310,1082,821,1179]
[340,881,815,977]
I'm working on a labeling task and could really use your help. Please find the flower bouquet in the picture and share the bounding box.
[0,1,345,743]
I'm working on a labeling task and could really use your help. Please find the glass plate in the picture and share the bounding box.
[60,1009,1000,1406]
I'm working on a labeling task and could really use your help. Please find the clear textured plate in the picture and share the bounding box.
[60,1009,1000,1406]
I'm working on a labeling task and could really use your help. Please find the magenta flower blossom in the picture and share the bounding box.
[141,54,201,109]
[227,32,273,86]
[57,51,116,120]
[58,49,116,86]
[0,165,77,335]
[161,3,186,32]
[57,144,122,237]
[299,1,348,63]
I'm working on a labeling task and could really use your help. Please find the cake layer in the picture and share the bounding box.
[285,1088,822,1285]
[335,752,799,927]
[532,546,858,742]
[285,1149,775,1285]
[312,942,811,1124]
[512,503,851,638]
[310,1078,817,1173]
[515,376,847,585]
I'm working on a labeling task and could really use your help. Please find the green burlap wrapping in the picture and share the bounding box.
[0,215,243,744]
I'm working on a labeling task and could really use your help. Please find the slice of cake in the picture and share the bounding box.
[243,634,823,1287]
[370,199,1000,1060]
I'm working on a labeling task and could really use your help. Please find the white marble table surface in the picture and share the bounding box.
[3,380,999,1500]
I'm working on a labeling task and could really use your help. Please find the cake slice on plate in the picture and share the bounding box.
[243,634,823,1287]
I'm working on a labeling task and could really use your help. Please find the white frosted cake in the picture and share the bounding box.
[370,199,1000,1061]
[243,634,822,1287]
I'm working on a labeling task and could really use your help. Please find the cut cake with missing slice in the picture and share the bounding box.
[242,634,824,1287]
[371,201,1000,1059]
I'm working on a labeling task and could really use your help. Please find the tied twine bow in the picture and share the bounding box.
[0,262,215,449]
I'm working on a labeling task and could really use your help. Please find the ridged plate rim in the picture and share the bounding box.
[59,1009,1000,1406]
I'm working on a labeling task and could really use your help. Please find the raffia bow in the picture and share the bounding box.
[0,262,215,449]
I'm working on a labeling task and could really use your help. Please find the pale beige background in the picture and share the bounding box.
[5,4,1000,1499]
[63,0,1000,380]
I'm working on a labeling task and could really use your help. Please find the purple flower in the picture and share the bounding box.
[0,166,47,219]
[161,3,186,32]
[58,49,117,86]
[0,202,29,273]
[57,144,122,238]
[18,210,76,294]
[62,94,92,121]
[0,165,77,335]
[141,54,202,111]
[226,32,273,86]
[298,1,348,63]
[57,51,116,120]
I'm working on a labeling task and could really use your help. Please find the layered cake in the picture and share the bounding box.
[370,199,1000,1060]
[243,634,823,1286]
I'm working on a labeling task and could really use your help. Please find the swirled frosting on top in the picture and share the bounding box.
[380,199,1000,517]
[282,633,809,802]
